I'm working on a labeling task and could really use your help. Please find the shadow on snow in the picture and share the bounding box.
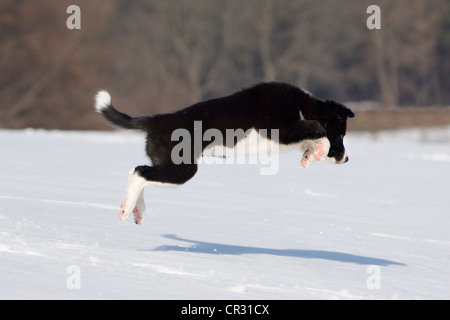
[151,234,406,267]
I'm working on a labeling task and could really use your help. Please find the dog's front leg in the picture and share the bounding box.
[282,120,330,168]
[296,120,330,168]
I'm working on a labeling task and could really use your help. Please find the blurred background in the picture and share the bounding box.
[1,0,449,131]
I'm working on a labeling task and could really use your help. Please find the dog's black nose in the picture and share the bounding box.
[344,156,349,163]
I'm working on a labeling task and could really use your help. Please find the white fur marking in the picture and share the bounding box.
[299,109,305,120]
[133,189,146,225]
[95,90,111,112]
[299,138,329,157]
[120,168,178,223]
[318,137,330,160]
[326,151,348,164]
[202,129,280,158]
[299,137,330,168]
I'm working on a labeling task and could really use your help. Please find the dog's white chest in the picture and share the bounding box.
[202,128,285,158]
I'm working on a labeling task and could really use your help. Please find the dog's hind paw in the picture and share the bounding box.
[119,202,130,221]
[119,202,145,225]
[133,207,145,225]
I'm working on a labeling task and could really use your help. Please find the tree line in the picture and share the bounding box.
[1,0,449,129]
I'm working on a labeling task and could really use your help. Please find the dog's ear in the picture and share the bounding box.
[325,99,355,119]
[344,107,355,118]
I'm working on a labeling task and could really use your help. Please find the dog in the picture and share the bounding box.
[95,82,354,225]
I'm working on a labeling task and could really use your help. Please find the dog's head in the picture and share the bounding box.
[322,100,355,164]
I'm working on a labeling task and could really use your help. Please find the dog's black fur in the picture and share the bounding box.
[96,82,354,185]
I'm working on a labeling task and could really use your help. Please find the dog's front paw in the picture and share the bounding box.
[301,150,314,168]
[314,137,330,162]
[300,138,330,168]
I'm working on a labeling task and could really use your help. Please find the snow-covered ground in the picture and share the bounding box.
[1,127,449,299]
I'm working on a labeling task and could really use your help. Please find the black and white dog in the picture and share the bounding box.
[95,82,354,225]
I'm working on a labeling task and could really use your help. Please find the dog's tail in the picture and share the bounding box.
[94,90,149,130]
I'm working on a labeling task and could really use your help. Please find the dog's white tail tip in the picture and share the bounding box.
[95,90,111,112]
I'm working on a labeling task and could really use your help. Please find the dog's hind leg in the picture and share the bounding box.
[132,189,146,225]
[119,164,198,225]
[119,168,150,224]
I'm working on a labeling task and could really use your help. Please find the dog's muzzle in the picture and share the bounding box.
[327,152,349,164]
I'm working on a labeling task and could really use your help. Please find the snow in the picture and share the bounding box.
[1,127,449,300]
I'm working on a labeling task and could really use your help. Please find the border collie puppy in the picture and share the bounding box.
[95,82,354,225]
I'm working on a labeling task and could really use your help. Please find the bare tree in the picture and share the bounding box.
[1,0,449,129]
[369,0,445,106]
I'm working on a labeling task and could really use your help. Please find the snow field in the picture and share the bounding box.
[0,127,449,299]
